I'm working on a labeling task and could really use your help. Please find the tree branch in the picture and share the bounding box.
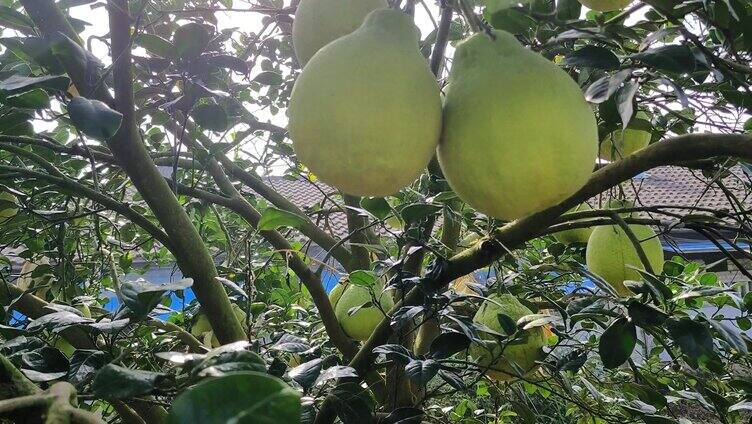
[315,132,752,423]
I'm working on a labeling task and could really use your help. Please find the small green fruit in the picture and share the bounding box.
[577,0,632,12]
[0,191,18,223]
[334,283,393,341]
[553,203,594,244]
[438,31,597,220]
[289,9,443,197]
[599,128,651,161]
[292,0,387,66]
[599,112,652,161]
[470,294,547,381]
[605,198,635,217]
[191,304,248,348]
[586,224,664,296]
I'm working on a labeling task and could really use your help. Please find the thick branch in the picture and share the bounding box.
[315,132,752,423]
[21,0,245,344]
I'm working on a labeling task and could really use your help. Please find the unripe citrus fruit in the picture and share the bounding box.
[334,283,393,341]
[292,0,387,66]
[438,31,597,220]
[289,9,442,197]
[552,203,594,244]
[470,294,547,381]
[586,224,664,296]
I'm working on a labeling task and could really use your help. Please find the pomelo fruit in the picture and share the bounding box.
[605,198,635,217]
[334,282,393,341]
[0,191,18,223]
[289,9,442,197]
[191,303,248,348]
[553,203,594,244]
[599,111,652,161]
[438,31,597,220]
[470,294,547,381]
[578,0,632,12]
[328,281,348,308]
[17,258,52,299]
[586,224,664,296]
[292,0,387,66]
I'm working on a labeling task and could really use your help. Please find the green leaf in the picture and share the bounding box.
[136,34,175,58]
[120,278,192,319]
[665,317,717,368]
[627,301,668,328]
[400,203,441,224]
[556,0,582,20]
[191,103,228,132]
[598,317,636,369]
[359,197,391,220]
[257,207,307,230]
[585,69,632,103]
[0,74,69,93]
[728,401,752,413]
[563,46,620,70]
[3,88,49,109]
[348,270,377,288]
[329,381,373,424]
[0,6,34,31]
[91,364,165,399]
[482,0,529,14]
[68,97,123,141]
[631,45,697,73]
[167,372,301,424]
[485,7,536,34]
[253,71,284,85]
[705,317,748,354]
[173,22,211,59]
[0,37,64,73]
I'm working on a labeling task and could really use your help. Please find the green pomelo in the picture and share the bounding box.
[0,191,18,223]
[553,203,594,244]
[470,294,547,381]
[191,304,248,347]
[599,112,652,161]
[438,31,597,220]
[605,198,635,217]
[334,283,394,341]
[292,0,387,66]
[599,128,651,161]
[586,224,664,296]
[289,9,443,197]
[328,282,348,308]
[17,258,52,299]
[577,0,632,12]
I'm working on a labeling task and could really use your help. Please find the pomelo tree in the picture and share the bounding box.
[0,0,751,423]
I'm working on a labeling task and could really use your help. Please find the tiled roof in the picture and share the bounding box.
[601,165,750,213]
[255,165,752,240]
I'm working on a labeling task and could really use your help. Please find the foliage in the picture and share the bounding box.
[0,0,751,423]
